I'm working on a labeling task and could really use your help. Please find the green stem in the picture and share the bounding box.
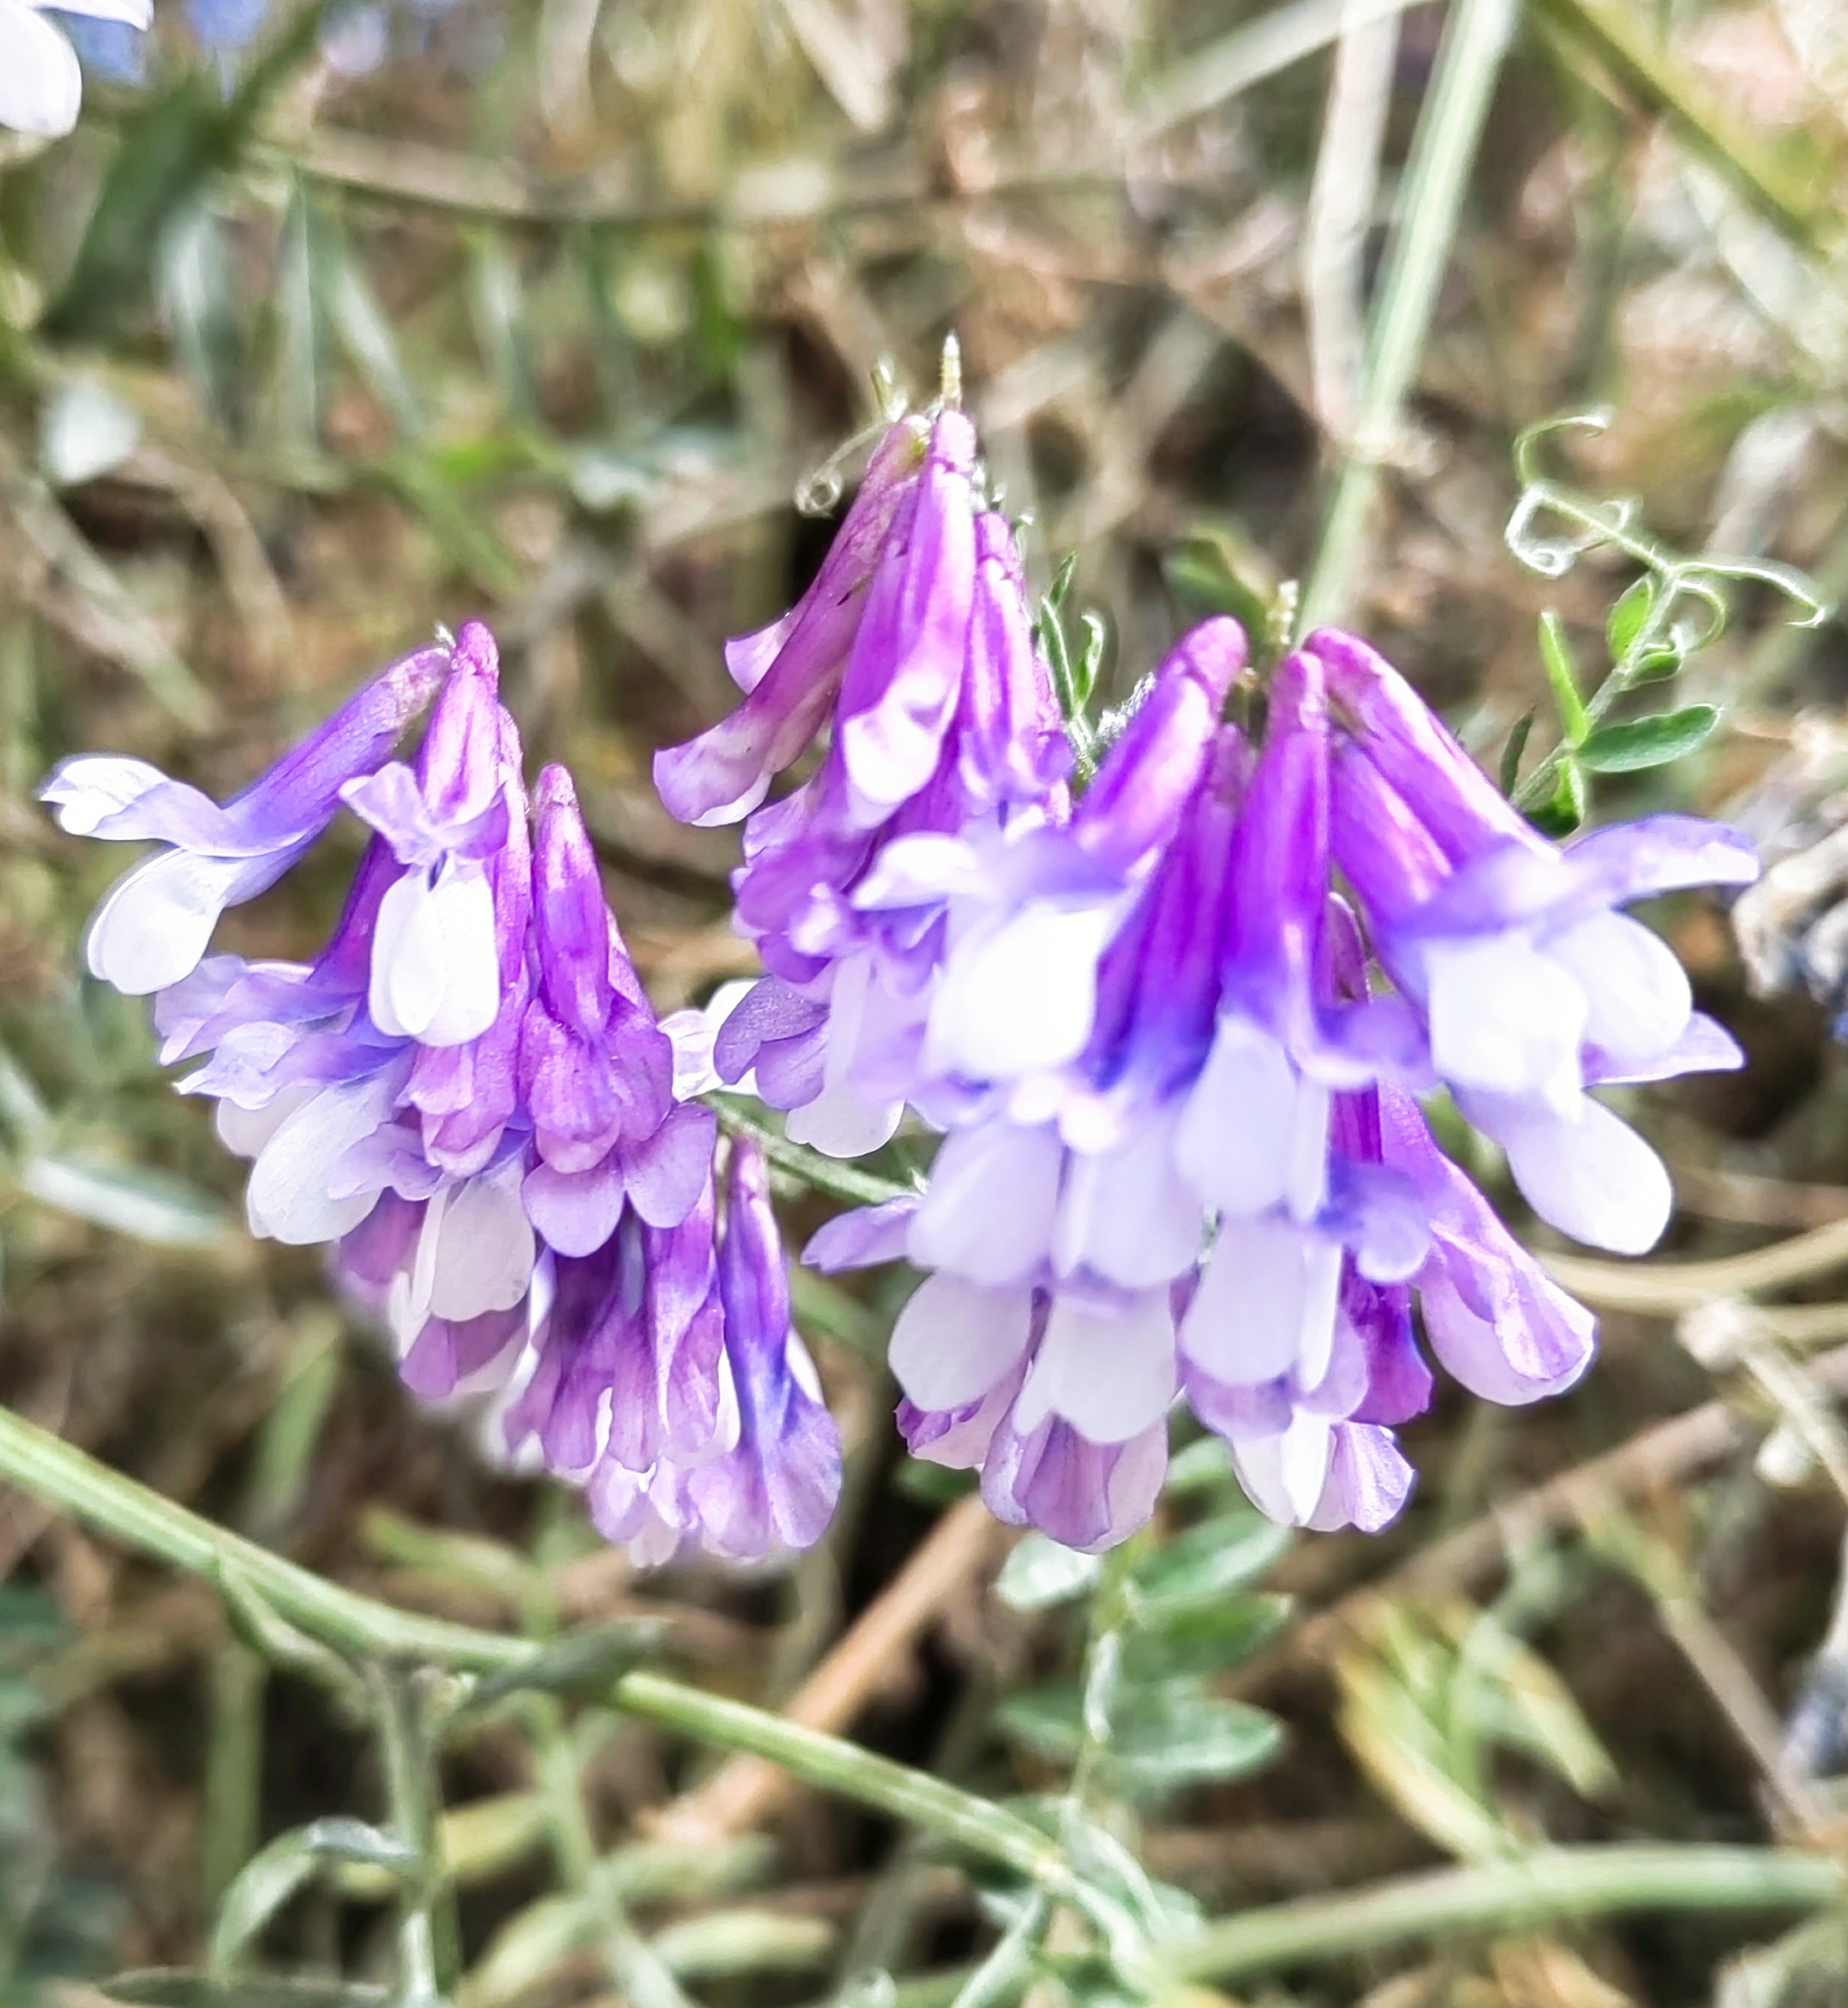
[1296,0,1520,633]
[1166,1843,1844,1983]
[375,1667,458,2002]
[708,1094,917,1209]
[531,1701,694,2008]
[610,1673,1070,1892]
[0,1402,1056,1891]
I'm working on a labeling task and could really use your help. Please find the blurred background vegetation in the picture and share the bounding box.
[11,0,1848,2003]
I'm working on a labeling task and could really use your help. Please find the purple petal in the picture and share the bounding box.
[1076,618,1245,876]
[1309,627,1538,866]
[801,1194,920,1271]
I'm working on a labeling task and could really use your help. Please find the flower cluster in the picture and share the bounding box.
[44,622,839,1565]
[44,385,1762,1567]
[655,405,1070,1159]
[661,406,1760,1554]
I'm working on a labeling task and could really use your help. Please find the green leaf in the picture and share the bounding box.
[1499,710,1536,797]
[19,1154,229,1249]
[463,1619,667,1712]
[995,1534,1101,1613]
[993,1681,1086,1763]
[1606,575,1657,661]
[1577,705,1720,773]
[208,1821,415,1978]
[1162,1434,1234,1496]
[1109,1691,1284,1795]
[1121,1594,1291,1681]
[1537,612,1589,745]
[1130,1509,1290,1621]
[45,4,335,339]
[1632,638,1685,681]
[1526,756,1587,836]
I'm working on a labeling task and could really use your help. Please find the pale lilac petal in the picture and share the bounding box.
[1587,1010,1743,1085]
[86,847,297,995]
[1559,815,1759,908]
[888,1272,1034,1411]
[0,2,82,140]
[369,862,500,1045]
[1052,1109,1201,1287]
[929,903,1117,1080]
[1305,1423,1415,1532]
[1013,1288,1176,1444]
[622,1101,718,1229]
[246,1072,400,1245]
[801,1196,920,1271]
[521,1160,626,1259]
[1175,1017,1322,1219]
[1182,1217,1342,1387]
[1547,910,1691,1072]
[1422,934,1587,1104]
[908,1120,1062,1287]
[784,1083,905,1158]
[1478,1091,1674,1256]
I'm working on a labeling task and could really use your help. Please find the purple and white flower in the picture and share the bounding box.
[662,399,1072,1158]
[1316,627,1757,1256]
[49,620,831,1569]
[44,640,450,997]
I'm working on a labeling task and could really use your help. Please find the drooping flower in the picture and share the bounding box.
[48,621,829,1568]
[1315,626,1758,1255]
[0,0,149,137]
[43,637,449,994]
[660,395,1071,1158]
[806,625,1638,1547]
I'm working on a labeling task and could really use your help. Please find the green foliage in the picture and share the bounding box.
[1500,412,1827,829]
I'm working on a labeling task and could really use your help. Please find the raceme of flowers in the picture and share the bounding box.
[657,402,1760,1554]
[44,622,840,1567]
[45,397,1761,1565]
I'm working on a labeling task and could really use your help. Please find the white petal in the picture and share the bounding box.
[1548,910,1692,1069]
[427,1162,536,1320]
[39,754,169,835]
[1295,1235,1345,1389]
[246,1075,395,1245]
[1174,1017,1299,1219]
[888,1272,1034,1411]
[45,0,152,24]
[1013,1288,1176,1444]
[1499,1094,1673,1256]
[1425,934,1588,1104]
[784,1083,904,1158]
[86,849,246,995]
[369,863,500,1046]
[0,0,81,139]
[908,1120,1062,1287]
[929,902,1115,1081]
[1053,1107,1201,1287]
[1234,1414,1334,1527]
[1181,1215,1333,1387]
[215,1083,312,1161]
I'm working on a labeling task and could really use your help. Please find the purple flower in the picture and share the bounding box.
[803,624,1634,1549]
[52,619,832,1570]
[1316,626,1757,1254]
[518,766,715,1256]
[673,401,1076,1158]
[42,641,448,994]
[653,414,933,826]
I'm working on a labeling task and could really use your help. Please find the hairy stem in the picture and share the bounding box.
[0,1403,1061,1891]
[1166,1843,1843,1982]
